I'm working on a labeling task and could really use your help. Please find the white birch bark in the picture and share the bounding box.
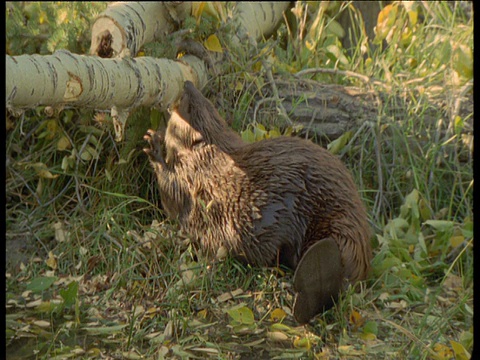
[6,51,207,140]
[232,2,290,45]
[90,2,191,57]
[6,2,291,140]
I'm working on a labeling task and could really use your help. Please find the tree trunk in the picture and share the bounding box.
[231,2,291,45]
[90,2,191,57]
[6,52,207,140]
[6,2,290,141]
[253,78,378,142]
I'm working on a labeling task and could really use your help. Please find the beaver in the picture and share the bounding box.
[144,81,372,324]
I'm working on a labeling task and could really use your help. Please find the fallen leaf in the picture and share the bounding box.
[337,345,365,356]
[46,251,57,270]
[270,308,287,322]
[293,336,311,350]
[433,342,453,359]
[33,320,50,328]
[267,331,289,342]
[349,310,364,330]
[450,340,470,360]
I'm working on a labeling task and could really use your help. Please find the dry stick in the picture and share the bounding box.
[294,67,385,115]
[261,58,293,125]
[295,67,371,84]
[305,108,319,140]
[8,166,42,206]
[253,97,278,123]
[372,124,385,222]
[75,133,92,211]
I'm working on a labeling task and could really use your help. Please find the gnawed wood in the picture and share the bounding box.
[90,2,191,57]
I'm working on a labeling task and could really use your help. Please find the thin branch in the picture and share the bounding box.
[262,59,293,125]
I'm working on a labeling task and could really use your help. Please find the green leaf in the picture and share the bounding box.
[424,220,455,233]
[452,43,473,79]
[418,198,432,221]
[150,108,162,129]
[26,277,58,293]
[325,44,348,66]
[327,131,352,155]
[253,124,267,141]
[363,320,378,336]
[400,189,419,220]
[227,306,255,325]
[83,324,128,335]
[59,281,78,308]
[241,128,255,143]
[461,220,473,238]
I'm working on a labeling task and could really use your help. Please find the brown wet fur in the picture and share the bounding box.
[144,81,372,321]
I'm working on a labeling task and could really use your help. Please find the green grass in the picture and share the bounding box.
[6,2,473,359]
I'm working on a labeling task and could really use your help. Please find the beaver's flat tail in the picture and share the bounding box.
[293,237,344,324]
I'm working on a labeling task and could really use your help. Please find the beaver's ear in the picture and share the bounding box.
[184,80,199,94]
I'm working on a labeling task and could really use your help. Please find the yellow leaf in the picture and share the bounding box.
[349,310,364,329]
[37,169,60,179]
[270,308,287,322]
[433,343,453,360]
[234,81,243,91]
[450,340,470,360]
[359,333,377,341]
[197,309,208,319]
[204,34,222,53]
[374,4,398,43]
[452,44,473,79]
[46,251,57,270]
[46,119,58,139]
[30,162,59,179]
[338,345,365,356]
[57,135,71,151]
[450,235,464,248]
[293,336,311,350]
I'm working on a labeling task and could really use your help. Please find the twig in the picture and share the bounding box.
[295,67,385,109]
[261,59,293,125]
[253,97,277,123]
[295,67,371,84]
[74,133,92,211]
[372,123,385,222]
[304,108,318,139]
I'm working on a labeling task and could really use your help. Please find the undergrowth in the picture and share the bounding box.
[5,1,473,359]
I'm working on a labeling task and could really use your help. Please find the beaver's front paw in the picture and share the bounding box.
[143,129,165,165]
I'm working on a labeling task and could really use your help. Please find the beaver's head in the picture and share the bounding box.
[172,81,240,147]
